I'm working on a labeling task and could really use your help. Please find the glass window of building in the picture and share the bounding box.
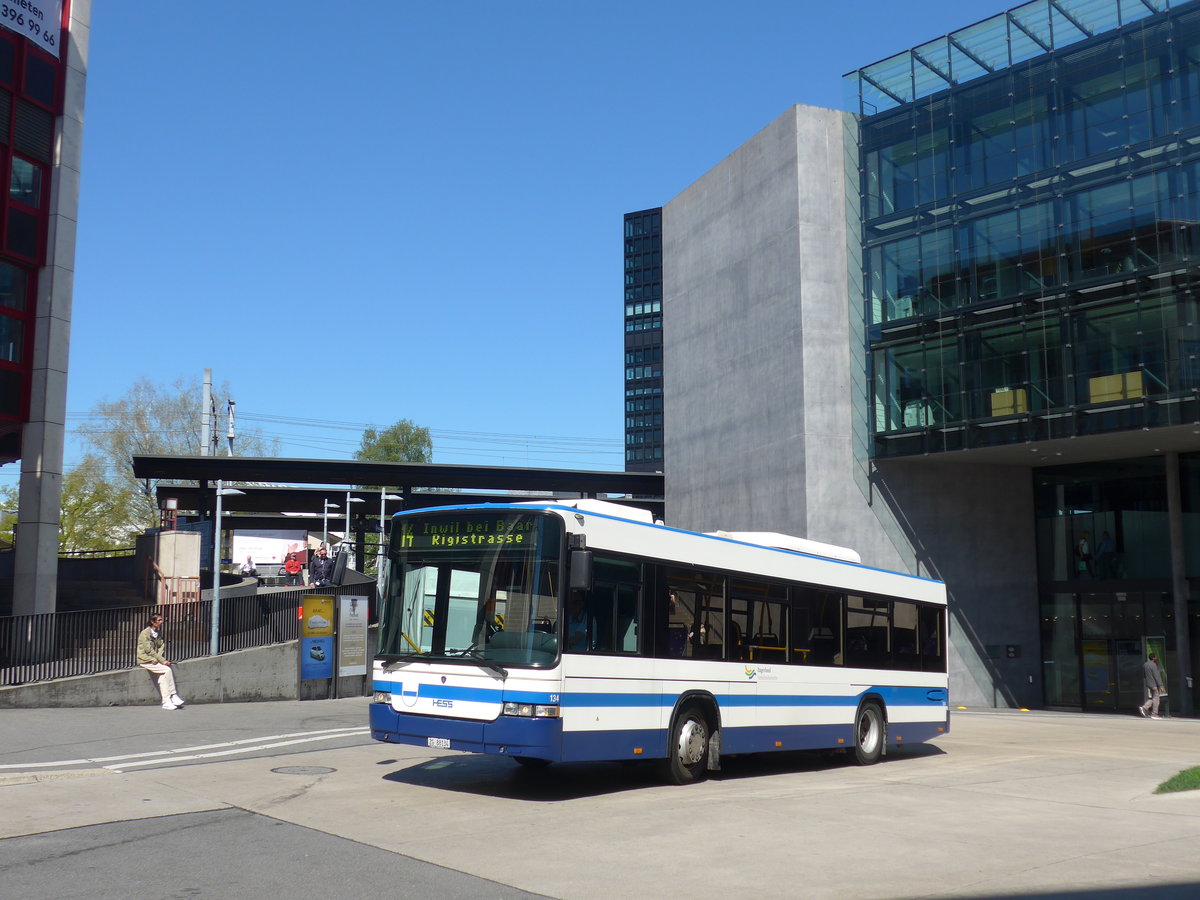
[0,313,21,363]
[0,260,27,311]
[9,157,39,208]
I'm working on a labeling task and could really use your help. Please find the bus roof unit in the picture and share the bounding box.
[705,530,861,564]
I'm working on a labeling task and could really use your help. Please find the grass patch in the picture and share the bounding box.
[1155,767,1200,794]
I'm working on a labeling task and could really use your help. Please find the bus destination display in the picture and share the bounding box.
[396,516,536,549]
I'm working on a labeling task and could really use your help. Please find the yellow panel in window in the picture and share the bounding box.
[990,388,1028,416]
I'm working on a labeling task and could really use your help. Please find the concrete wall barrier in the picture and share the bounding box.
[0,633,376,708]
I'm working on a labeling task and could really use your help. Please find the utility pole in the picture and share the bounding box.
[226,399,236,455]
[201,368,212,456]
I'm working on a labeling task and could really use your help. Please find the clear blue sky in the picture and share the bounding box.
[56,0,1008,478]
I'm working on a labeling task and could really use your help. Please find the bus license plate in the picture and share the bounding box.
[427,737,450,749]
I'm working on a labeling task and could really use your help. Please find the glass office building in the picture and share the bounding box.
[624,208,665,472]
[847,0,1200,712]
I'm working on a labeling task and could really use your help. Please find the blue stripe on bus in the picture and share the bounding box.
[372,681,946,710]
[370,702,948,762]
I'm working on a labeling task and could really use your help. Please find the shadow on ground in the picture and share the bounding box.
[378,742,946,801]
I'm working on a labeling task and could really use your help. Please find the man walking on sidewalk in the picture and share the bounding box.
[137,613,185,710]
[1139,653,1164,719]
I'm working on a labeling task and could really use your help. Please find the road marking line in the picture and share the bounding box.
[107,731,370,770]
[0,727,369,770]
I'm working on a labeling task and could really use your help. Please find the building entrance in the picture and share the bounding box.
[1041,589,1172,713]
[1080,637,1143,711]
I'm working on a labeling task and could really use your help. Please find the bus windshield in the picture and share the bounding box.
[377,511,562,667]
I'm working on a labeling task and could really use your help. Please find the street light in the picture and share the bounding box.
[321,499,339,549]
[378,491,402,574]
[211,479,245,656]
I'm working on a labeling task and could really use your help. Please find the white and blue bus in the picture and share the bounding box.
[369,500,948,783]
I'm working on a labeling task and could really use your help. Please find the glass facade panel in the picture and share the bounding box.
[844,0,1182,114]
[864,4,1200,459]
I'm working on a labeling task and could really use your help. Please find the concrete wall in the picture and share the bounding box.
[0,632,376,709]
[14,0,90,616]
[665,105,811,532]
[663,103,1042,708]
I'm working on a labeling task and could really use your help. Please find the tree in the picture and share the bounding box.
[0,455,142,552]
[57,455,144,551]
[75,374,280,531]
[354,419,432,570]
[355,419,433,464]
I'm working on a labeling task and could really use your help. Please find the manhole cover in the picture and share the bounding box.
[271,766,336,776]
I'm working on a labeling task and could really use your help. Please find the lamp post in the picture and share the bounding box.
[211,479,244,656]
[378,490,402,574]
[321,499,338,549]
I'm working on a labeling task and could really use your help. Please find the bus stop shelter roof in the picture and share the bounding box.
[153,484,663,530]
[132,454,664,495]
[133,455,665,527]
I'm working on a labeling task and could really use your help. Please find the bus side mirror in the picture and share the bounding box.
[569,550,593,591]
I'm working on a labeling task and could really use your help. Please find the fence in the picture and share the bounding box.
[0,583,372,687]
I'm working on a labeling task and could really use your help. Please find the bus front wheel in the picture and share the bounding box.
[662,706,709,784]
[853,701,885,765]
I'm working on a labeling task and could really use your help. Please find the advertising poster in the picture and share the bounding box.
[232,530,307,566]
[300,595,334,681]
[0,0,62,59]
[338,595,368,677]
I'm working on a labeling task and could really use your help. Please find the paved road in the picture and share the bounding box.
[2,700,1200,899]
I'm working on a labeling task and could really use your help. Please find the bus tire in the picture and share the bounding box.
[512,756,550,768]
[662,705,709,784]
[853,701,885,766]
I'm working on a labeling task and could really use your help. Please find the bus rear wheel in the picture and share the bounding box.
[853,702,885,765]
[662,706,709,784]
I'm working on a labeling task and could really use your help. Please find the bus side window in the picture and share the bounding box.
[795,587,844,666]
[730,578,787,662]
[920,605,945,672]
[578,556,642,655]
[893,600,920,670]
[846,595,890,669]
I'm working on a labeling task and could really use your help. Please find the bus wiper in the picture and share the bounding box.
[445,646,508,678]
[378,653,426,667]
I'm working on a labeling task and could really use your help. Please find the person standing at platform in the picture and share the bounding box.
[309,545,334,588]
[137,613,184,710]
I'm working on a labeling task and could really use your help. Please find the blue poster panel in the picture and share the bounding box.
[301,636,334,680]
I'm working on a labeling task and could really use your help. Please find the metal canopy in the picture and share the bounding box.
[136,455,666,529]
[155,484,664,524]
[132,454,663,495]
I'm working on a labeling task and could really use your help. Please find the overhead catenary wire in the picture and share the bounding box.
[58,408,625,473]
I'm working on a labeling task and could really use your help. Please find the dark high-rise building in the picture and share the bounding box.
[623,208,664,472]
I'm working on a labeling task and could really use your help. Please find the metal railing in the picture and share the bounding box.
[146,557,202,606]
[0,583,373,687]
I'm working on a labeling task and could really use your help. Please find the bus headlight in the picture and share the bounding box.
[374,691,392,704]
[503,702,560,718]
